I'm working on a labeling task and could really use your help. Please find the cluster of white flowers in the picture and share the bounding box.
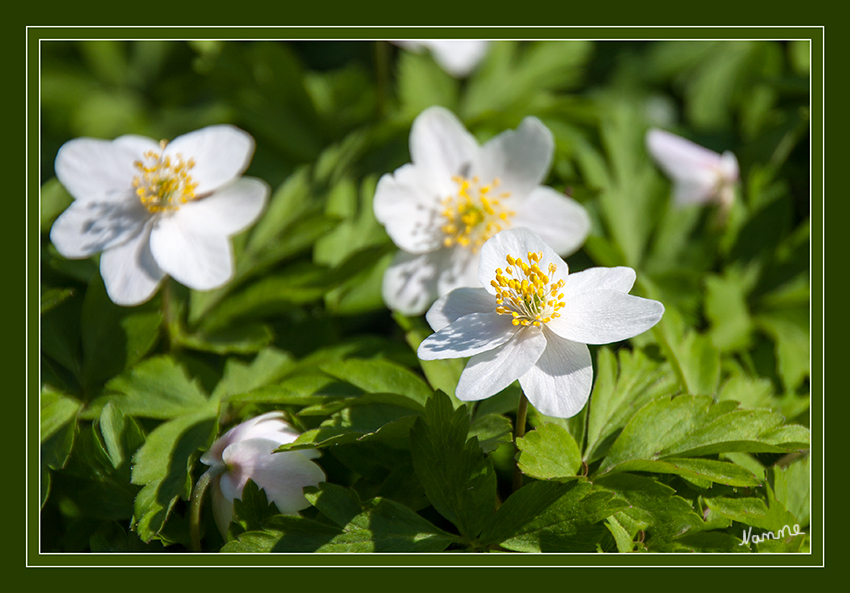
[48,95,736,537]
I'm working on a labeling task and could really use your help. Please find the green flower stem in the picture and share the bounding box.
[512,393,529,492]
[189,464,227,552]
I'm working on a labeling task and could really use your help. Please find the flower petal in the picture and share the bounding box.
[560,266,636,300]
[418,40,489,77]
[425,287,495,332]
[211,477,234,537]
[373,164,445,254]
[50,194,150,258]
[477,227,567,295]
[472,117,553,199]
[98,222,165,306]
[418,311,514,360]
[509,186,590,256]
[547,290,664,345]
[220,439,325,513]
[409,107,478,189]
[166,125,255,196]
[455,327,547,401]
[381,250,442,315]
[646,128,722,205]
[54,137,155,203]
[149,213,234,291]
[519,331,593,418]
[171,177,269,237]
[202,411,300,467]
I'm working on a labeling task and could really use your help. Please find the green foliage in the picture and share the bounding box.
[38,39,811,555]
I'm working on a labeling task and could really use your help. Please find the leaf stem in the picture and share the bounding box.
[512,393,529,492]
[189,464,227,552]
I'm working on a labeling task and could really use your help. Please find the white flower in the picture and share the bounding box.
[374,106,591,316]
[49,125,269,306]
[200,411,325,537]
[393,40,489,78]
[646,128,739,208]
[418,228,664,419]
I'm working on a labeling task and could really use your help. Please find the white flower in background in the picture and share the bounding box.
[374,106,591,316]
[49,125,269,306]
[393,40,490,78]
[200,411,325,537]
[646,128,739,208]
[418,228,664,419]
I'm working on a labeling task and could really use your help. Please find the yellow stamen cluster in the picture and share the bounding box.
[132,140,198,213]
[491,251,566,327]
[441,176,515,252]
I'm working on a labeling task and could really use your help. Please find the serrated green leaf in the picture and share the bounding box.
[409,391,496,538]
[604,458,761,487]
[228,479,279,539]
[480,480,627,552]
[599,396,808,477]
[94,356,214,419]
[517,423,581,480]
[584,347,679,464]
[469,414,513,454]
[211,348,295,401]
[771,455,809,527]
[131,411,217,542]
[393,312,465,403]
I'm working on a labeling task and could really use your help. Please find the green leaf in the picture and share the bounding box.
[131,411,217,542]
[393,312,465,403]
[756,308,809,392]
[397,49,459,116]
[224,373,362,406]
[176,323,273,355]
[276,414,418,453]
[93,356,214,420]
[41,389,81,471]
[602,458,760,487]
[517,423,581,480]
[80,276,162,390]
[41,287,76,315]
[228,479,280,539]
[223,484,456,552]
[598,396,809,476]
[320,357,433,411]
[469,414,513,454]
[409,391,497,538]
[584,347,679,464]
[480,480,627,552]
[771,455,809,527]
[705,270,754,352]
[211,348,295,401]
[40,178,74,232]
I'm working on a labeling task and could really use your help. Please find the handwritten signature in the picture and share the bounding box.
[739,524,805,546]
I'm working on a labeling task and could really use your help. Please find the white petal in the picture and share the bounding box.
[373,165,445,254]
[211,477,234,537]
[418,310,515,360]
[49,194,150,258]
[220,439,325,514]
[435,245,482,295]
[171,178,269,237]
[646,128,722,205]
[477,228,568,295]
[719,151,739,183]
[409,107,478,189]
[416,39,489,77]
[99,222,165,306]
[560,266,636,300]
[381,250,443,315]
[166,125,255,196]
[519,331,593,419]
[455,327,547,401]
[472,117,553,199]
[425,287,495,332]
[149,213,234,291]
[54,137,153,203]
[548,290,664,345]
[509,186,590,256]
[113,134,162,155]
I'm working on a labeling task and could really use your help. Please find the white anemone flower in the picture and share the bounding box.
[374,106,591,316]
[200,411,325,537]
[418,228,664,419]
[49,125,269,306]
[393,40,489,78]
[646,128,739,208]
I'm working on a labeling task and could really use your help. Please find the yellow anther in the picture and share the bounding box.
[493,251,567,329]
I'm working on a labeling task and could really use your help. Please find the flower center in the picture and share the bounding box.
[132,140,199,213]
[491,250,566,327]
[440,176,514,252]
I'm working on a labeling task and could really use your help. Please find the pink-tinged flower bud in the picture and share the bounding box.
[200,412,325,536]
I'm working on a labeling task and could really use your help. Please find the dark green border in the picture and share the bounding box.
[21,21,831,584]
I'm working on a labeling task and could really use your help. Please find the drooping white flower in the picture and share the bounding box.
[393,40,489,78]
[200,411,325,537]
[374,106,591,316]
[646,128,739,208]
[418,228,664,419]
[49,125,269,306]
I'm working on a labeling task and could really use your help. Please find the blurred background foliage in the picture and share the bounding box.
[39,39,811,553]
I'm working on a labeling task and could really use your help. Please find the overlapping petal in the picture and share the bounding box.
[409,107,477,188]
[425,287,495,332]
[418,311,514,360]
[149,214,234,291]
[373,164,446,254]
[547,289,665,344]
[509,186,591,256]
[50,194,150,258]
[98,222,165,306]
[455,327,547,402]
[166,125,255,196]
[519,331,593,418]
[54,137,151,203]
[170,177,269,237]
